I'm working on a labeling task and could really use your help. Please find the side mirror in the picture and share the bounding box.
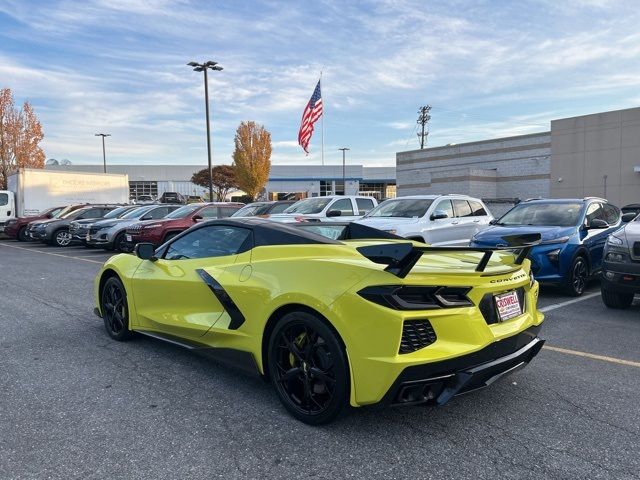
[622,212,637,223]
[192,215,203,222]
[587,218,608,229]
[326,210,342,217]
[430,210,449,221]
[134,242,156,261]
[489,219,498,225]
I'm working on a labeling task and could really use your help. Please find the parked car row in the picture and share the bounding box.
[5,193,639,302]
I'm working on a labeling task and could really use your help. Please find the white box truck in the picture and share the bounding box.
[0,168,129,231]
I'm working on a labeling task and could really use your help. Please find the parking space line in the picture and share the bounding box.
[539,292,601,313]
[543,345,640,368]
[0,243,103,264]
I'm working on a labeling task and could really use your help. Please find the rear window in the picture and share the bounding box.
[356,198,375,215]
[469,201,488,217]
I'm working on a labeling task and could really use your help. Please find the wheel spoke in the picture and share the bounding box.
[310,367,336,386]
[279,367,303,383]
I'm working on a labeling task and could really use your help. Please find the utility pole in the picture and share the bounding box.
[338,147,350,195]
[95,133,111,173]
[417,105,431,149]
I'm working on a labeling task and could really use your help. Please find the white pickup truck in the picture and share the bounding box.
[268,195,378,223]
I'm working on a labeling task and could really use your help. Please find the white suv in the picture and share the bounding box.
[356,194,493,245]
[269,195,378,223]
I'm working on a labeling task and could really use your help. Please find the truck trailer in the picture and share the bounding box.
[0,168,129,231]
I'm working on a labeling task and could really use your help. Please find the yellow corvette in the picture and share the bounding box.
[94,218,544,424]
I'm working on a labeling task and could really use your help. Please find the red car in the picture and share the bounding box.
[123,202,243,250]
[4,206,66,241]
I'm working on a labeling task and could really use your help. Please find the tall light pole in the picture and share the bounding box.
[95,133,111,173]
[187,60,223,201]
[338,147,350,195]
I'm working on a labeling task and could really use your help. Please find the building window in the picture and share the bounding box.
[334,181,345,195]
[320,180,333,196]
[129,181,158,200]
[359,182,396,200]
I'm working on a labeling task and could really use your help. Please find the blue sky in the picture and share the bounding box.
[1,0,639,168]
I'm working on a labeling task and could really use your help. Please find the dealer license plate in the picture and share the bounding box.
[126,234,132,242]
[494,291,522,322]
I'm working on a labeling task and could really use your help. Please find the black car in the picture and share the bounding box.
[159,192,185,204]
[30,205,119,247]
[230,200,296,217]
[602,214,640,308]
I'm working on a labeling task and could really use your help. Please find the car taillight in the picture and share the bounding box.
[358,285,472,310]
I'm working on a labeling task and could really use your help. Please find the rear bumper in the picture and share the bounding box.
[382,326,544,406]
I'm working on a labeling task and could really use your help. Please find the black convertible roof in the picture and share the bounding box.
[197,217,400,246]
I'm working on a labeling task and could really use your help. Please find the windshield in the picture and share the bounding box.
[63,208,87,219]
[102,206,131,219]
[122,206,152,219]
[283,198,332,215]
[0,193,8,206]
[497,202,583,227]
[165,204,201,219]
[366,199,433,218]
[232,203,266,217]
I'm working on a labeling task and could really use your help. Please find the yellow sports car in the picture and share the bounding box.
[94,218,544,424]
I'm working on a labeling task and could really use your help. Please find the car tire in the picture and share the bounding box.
[113,232,127,252]
[101,276,133,341]
[564,255,588,296]
[17,226,28,242]
[52,228,72,247]
[601,287,634,309]
[267,311,349,425]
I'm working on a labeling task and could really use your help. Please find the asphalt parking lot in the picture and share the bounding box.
[1,240,639,480]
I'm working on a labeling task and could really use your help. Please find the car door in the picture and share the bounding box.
[469,200,492,235]
[131,225,253,340]
[325,198,356,222]
[582,202,609,272]
[423,198,455,245]
[451,199,477,245]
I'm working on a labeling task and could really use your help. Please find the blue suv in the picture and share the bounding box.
[470,198,623,296]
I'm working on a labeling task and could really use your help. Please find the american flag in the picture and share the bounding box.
[298,80,323,154]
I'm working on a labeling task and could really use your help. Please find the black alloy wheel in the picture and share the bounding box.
[101,277,132,341]
[17,226,28,242]
[565,256,588,296]
[268,311,349,425]
[114,232,127,252]
[53,228,72,247]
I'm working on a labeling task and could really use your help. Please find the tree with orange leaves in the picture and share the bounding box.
[232,121,272,200]
[0,88,45,189]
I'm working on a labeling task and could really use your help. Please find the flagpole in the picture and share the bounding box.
[320,70,324,166]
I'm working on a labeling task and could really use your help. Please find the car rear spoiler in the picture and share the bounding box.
[356,233,542,278]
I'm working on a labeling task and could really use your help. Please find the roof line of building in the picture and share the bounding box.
[398,131,550,155]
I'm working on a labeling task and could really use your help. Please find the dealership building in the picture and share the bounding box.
[45,164,396,201]
[397,106,640,209]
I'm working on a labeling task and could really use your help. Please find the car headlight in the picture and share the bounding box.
[607,235,624,246]
[142,223,162,230]
[541,236,571,245]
